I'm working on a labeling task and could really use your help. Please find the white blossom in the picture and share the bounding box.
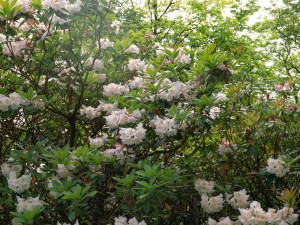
[119,123,146,145]
[201,194,224,213]
[194,178,214,195]
[86,58,104,70]
[80,105,100,119]
[125,44,140,54]
[266,158,289,177]
[100,39,114,49]
[16,196,44,213]
[7,172,31,193]
[89,134,108,147]
[228,189,250,209]
[150,116,178,137]
[1,163,22,178]
[97,102,118,114]
[103,83,129,97]
[209,107,221,119]
[128,59,146,71]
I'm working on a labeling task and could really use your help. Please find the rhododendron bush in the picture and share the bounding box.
[0,0,299,224]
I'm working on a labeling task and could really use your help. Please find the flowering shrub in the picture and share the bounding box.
[0,0,299,224]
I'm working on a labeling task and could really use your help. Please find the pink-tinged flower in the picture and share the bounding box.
[275,84,283,92]
[283,82,290,92]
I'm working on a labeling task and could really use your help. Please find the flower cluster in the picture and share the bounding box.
[0,92,28,111]
[57,220,79,225]
[7,172,31,193]
[16,196,44,213]
[119,123,146,145]
[114,216,147,225]
[227,189,250,209]
[99,39,114,49]
[86,58,104,70]
[89,134,108,147]
[80,105,100,119]
[150,116,178,137]
[201,194,224,213]
[105,109,142,128]
[208,217,236,225]
[266,158,289,177]
[209,106,221,119]
[194,179,215,195]
[97,102,118,113]
[125,44,140,54]
[1,163,22,178]
[42,0,82,13]
[127,59,146,71]
[103,83,129,96]
[157,78,192,101]
[238,201,298,225]
[2,39,28,56]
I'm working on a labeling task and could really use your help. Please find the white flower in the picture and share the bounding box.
[228,189,249,209]
[100,39,114,49]
[157,78,192,101]
[201,194,224,213]
[103,83,129,97]
[56,164,71,178]
[105,109,141,128]
[57,220,79,225]
[86,58,104,70]
[114,216,128,225]
[114,216,147,225]
[1,163,22,178]
[266,158,289,177]
[3,40,27,56]
[43,0,69,11]
[176,48,190,64]
[194,179,214,195]
[150,116,178,137]
[89,134,108,147]
[16,196,44,213]
[7,172,31,193]
[129,77,144,89]
[125,44,140,54]
[0,34,6,43]
[92,73,107,83]
[239,201,299,225]
[97,102,118,114]
[104,144,126,158]
[208,217,234,225]
[128,59,146,71]
[209,107,221,119]
[119,123,146,145]
[214,93,228,102]
[80,105,100,119]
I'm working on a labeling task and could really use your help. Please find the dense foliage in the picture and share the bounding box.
[0,0,299,224]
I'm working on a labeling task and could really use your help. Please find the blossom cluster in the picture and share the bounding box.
[105,109,142,128]
[266,158,289,177]
[0,92,27,111]
[42,0,82,13]
[119,123,146,145]
[16,196,44,213]
[238,201,298,225]
[227,189,250,209]
[150,116,178,137]
[157,78,192,101]
[114,216,147,225]
[194,178,215,195]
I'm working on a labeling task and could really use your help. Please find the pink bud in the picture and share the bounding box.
[274,84,283,92]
